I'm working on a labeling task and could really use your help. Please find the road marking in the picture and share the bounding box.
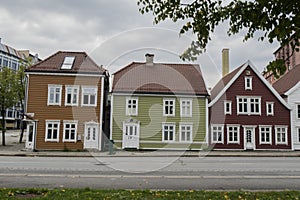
[1,173,300,179]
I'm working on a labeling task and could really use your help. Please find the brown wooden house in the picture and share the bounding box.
[208,61,291,150]
[25,51,109,151]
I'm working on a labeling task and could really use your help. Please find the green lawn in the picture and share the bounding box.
[1,188,299,200]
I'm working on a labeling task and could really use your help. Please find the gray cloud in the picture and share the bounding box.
[0,0,279,88]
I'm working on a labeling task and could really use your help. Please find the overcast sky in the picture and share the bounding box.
[0,0,279,88]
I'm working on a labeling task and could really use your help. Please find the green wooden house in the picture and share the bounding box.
[110,54,209,150]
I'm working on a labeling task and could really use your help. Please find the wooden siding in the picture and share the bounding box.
[111,95,207,150]
[209,66,291,150]
[27,74,103,150]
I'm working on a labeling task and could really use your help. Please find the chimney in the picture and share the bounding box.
[222,48,229,77]
[145,53,154,66]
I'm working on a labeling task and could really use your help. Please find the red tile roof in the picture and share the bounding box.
[26,51,105,74]
[273,64,300,95]
[112,62,208,96]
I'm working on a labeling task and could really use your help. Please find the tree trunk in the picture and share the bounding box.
[1,109,6,146]
[19,121,25,143]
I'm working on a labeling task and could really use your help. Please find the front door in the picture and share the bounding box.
[25,123,34,149]
[84,124,99,149]
[122,122,139,149]
[244,127,255,150]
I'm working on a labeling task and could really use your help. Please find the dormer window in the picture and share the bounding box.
[245,76,252,90]
[61,56,75,69]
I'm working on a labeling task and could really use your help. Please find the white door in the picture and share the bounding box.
[25,123,34,149]
[122,123,139,149]
[84,124,99,149]
[244,128,255,150]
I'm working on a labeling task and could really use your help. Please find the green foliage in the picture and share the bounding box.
[137,0,300,75]
[264,59,287,79]
[1,188,300,199]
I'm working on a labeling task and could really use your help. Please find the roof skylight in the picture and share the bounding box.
[61,56,75,69]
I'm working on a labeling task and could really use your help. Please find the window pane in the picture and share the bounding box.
[90,95,95,105]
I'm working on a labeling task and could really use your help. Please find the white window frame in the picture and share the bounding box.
[180,99,192,117]
[227,125,240,144]
[224,100,232,115]
[81,86,97,107]
[179,123,193,143]
[63,120,78,142]
[163,99,175,117]
[65,85,79,106]
[126,97,138,116]
[275,126,288,145]
[297,127,300,143]
[259,125,272,144]
[162,123,176,142]
[297,104,300,119]
[211,124,224,144]
[245,76,252,90]
[45,120,60,142]
[47,84,62,106]
[266,102,274,116]
[237,96,261,115]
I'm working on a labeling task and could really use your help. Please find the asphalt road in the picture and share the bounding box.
[1,156,300,190]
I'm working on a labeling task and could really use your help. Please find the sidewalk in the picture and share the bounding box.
[1,130,300,157]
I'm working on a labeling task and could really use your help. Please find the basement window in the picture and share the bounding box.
[61,56,75,69]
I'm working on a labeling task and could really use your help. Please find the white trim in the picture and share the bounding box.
[65,85,80,106]
[226,124,240,144]
[81,86,98,107]
[126,96,138,116]
[266,102,274,116]
[45,120,60,142]
[245,76,253,90]
[162,122,176,142]
[179,122,193,143]
[99,77,105,150]
[208,60,291,110]
[62,120,78,143]
[236,96,261,115]
[275,125,288,145]
[224,100,232,115]
[47,84,62,106]
[258,125,272,145]
[112,92,207,98]
[205,98,209,144]
[139,140,205,144]
[210,124,224,144]
[180,98,192,117]
[163,98,175,117]
[25,72,105,77]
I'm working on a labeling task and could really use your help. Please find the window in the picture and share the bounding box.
[63,121,78,142]
[65,86,79,106]
[163,99,175,116]
[48,85,62,106]
[224,100,232,115]
[61,56,75,69]
[162,123,175,142]
[82,86,97,106]
[237,96,261,115]
[297,104,300,119]
[123,123,138,136]
[245,76,252,90]
[180,99,192,117]
[2,56,9,67]
[266,102,274,116]
[126,97,138,116]
[211,125,224,143]
[45,120,60,142]
[227,125,240,144]
[259,126,272,144]
[275,126,288,145]
[298,128,300,143]
[179,123,193,142]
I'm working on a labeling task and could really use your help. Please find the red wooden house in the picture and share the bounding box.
[208,61,291,150]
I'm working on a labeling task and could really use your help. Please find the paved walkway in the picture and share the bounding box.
[1,130,300,157]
